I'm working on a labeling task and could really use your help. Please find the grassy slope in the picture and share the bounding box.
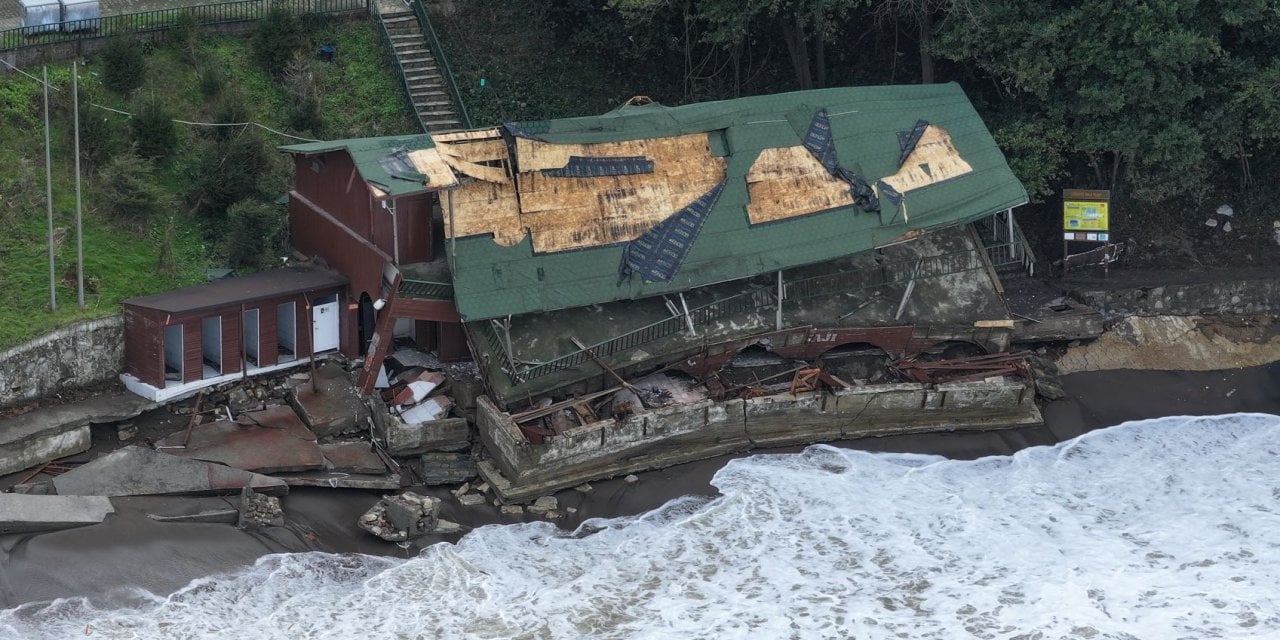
[0,17,415,349]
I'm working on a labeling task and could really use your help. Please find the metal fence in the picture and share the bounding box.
[1,0,366,51]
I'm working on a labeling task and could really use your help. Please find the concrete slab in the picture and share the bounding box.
[320,442,387,475]
[52,446,289,497]
[0,494,115,533]
[0,392,156,476]
[155,405,325,474]
[289,362,370,438]
[277,471,402,490]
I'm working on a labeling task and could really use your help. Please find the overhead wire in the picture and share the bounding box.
[3,57,321,142]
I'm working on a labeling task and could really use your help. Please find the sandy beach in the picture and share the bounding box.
[2,362,1277,608]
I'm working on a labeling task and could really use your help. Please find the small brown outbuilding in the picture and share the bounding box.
[121,267,348,400]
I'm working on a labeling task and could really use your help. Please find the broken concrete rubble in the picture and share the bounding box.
[319,442,387,475]
[378,416,469,455]
[358,491,442,541]
[399,396,454,425]
[276,472,402,490]
[51,446,289,497]
[0,494,115,533]
[238,486,284,529]
[0,392,155,476]
[289,362,371,438]
[155,405,325,474]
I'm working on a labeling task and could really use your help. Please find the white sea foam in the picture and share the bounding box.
[5,413,1280,639]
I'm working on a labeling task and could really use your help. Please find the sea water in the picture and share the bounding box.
[4,413,1279,639]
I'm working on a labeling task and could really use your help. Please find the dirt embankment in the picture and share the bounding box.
[1057,314,1280,374]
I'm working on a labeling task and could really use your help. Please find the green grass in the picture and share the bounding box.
[0,17,415,349]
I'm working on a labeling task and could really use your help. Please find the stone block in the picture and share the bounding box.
[380,416,470,455]
[414,452,478,485]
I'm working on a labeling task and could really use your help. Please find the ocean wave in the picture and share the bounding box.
[5,413,1280,639]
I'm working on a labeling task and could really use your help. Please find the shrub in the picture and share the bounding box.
[187,131,270,221]
[252,7,303,76]
[198,64,226,100]
[225,199,286,268]
[100,37,145,95]
[283,54,322,134]
[97,154,172,228]
[170,11,200,62]
[129,96,177,159]
[206,92,251,140]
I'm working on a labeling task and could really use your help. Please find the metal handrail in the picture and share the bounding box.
[369,3,425,132]
[1,0,366,52]
[408,0,470,128]
[398,277,453,299]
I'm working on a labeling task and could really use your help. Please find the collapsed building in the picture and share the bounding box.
[118,83,1053,500]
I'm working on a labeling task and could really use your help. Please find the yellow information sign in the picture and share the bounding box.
[1062,189,1110,232]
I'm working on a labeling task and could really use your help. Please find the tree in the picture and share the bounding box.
[866,0,983,84]
[100,37,145,95]
[224,199,285,269]
[697,0,854,89]
[97,154,173,229]
[129,96,178,160]
[252,7,303,76]
[187,129,271,222]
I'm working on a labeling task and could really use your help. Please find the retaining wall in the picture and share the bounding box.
[477,379,1042,502]
[1068,276,1280,318]
[0,315,124,408]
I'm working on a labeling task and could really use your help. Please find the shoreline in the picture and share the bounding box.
[2,362,1278,608]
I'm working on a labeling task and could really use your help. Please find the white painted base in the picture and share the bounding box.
[121,358,314,403]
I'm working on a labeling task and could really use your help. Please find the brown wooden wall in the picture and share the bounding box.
[290,192,390,300]
[123,286,346,389]
[122,306,163,387]
[292,152,375,238]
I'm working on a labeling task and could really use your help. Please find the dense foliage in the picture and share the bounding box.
[436,0,1280,260]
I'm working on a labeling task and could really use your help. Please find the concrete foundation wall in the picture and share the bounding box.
[1069,277,1280,318]
[0,315,124,408]
[477,378,1041,501]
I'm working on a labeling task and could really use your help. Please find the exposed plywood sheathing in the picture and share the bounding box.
[880,125,973,193]
[405,148,460,190]
[441,133,726,254]
[745,146,855,224]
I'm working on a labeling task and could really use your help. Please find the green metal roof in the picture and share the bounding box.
[448,83,1026,321]
[279,134,436,197]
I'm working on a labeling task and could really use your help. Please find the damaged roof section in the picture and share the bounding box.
[279,134,456,198]
[437,83,1026,322]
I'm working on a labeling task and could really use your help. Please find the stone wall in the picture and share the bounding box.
[0,315,124,408]
[477,378,1042,502]
[1068,276,1280,318]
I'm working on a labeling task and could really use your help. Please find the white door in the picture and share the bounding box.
[312,294,340,353]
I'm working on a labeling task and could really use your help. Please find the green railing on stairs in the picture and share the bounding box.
[369,3,424,132]
[1,0,366,52]
[408,0,471,129]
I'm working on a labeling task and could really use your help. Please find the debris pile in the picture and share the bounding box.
[238,487,284,529]
[358,491,444,542]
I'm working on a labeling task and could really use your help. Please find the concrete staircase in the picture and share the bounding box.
[377,9,465,133]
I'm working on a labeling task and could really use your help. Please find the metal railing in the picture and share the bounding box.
[1,0,366,52]
[784,249,987,303]
[980,209,1036,276]
[397,277,453,299]
[408,0,470,128]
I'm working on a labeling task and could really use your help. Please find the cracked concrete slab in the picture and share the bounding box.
[155,405,324,474]
[52,446,288,497]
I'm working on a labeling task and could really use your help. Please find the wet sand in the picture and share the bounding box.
[3,363,1278,608]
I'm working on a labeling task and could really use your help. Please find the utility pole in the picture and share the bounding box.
[43,65,56,312]
[74,60,84,308]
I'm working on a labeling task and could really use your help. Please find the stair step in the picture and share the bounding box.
[414,100,455,107]
[410,89,449,98]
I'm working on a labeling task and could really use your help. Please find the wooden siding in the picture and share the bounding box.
[220,310,243,375]
[290,192,390,300]
[437,322,471,362]
[182,318,202,384]
[397,194,434,263]
[292,152,375,238]
[391,297,460,323]
[122,306,163,387]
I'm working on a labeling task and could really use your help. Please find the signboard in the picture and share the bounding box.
[1063,189,1110,232]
